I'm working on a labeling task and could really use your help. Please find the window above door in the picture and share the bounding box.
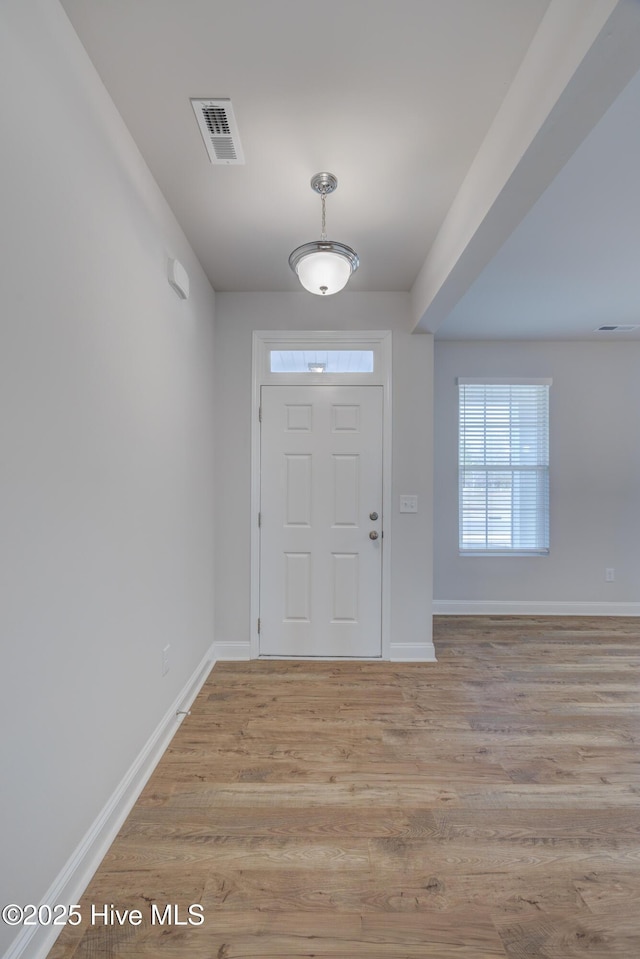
[270,349,374,374]
[254,330,390,386]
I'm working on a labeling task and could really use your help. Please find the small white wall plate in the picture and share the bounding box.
[168,258,190,300]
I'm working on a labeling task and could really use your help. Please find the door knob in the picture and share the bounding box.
[369,511,378,521]
[369,530,379,540]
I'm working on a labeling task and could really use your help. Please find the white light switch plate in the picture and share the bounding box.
[400,495,418,513]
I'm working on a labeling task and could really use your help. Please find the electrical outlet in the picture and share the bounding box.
[605,568,615,582]
[162,644,171,676]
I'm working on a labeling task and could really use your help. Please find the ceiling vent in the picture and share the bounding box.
[595,324,638,332]
[191,98,245,165]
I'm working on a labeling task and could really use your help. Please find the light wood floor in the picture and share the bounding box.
[49,616,640,958]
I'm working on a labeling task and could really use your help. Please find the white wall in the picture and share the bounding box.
[0,3,217,952]
[434,340,640,610]
[213,293,434,657]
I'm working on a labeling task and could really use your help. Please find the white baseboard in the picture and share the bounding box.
[213,641,251,660]
[390,642,437,662]
[433,600,640,616]
[8,645,216,959]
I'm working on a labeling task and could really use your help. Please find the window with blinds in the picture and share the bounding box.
[458,379,551,554]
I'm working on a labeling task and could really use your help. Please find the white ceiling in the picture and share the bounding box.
[59,0,640,339]
[441,63,640,340]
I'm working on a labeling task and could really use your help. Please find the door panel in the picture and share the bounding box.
[285,454,312,526]
[259,385,383,657]
[332,454,359,526]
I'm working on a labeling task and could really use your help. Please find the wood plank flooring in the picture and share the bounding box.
[48,616,640,958]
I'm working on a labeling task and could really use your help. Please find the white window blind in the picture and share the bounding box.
[458,379,550,554]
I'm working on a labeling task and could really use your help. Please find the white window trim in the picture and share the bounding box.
[251,330,393,659]
[457,376,552,557]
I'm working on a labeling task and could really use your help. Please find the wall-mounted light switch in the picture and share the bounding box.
[400,495,418,513]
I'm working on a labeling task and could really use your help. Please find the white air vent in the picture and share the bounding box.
[191,98,245,165]
[595,325,638,332]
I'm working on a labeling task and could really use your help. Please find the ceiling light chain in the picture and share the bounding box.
[288,172,359,296]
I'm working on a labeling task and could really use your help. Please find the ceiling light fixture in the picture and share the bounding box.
[289,173,359,295]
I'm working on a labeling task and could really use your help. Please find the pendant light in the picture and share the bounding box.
[289,173,359,295]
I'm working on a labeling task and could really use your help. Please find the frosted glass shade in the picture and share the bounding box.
[296,251,351,295]
[289,240,359,296]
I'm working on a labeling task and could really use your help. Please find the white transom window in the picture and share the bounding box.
[269,349,374,374]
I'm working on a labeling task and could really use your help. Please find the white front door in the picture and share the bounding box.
[259,385,383,657]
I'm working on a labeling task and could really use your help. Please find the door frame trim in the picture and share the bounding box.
[251,330,392,659]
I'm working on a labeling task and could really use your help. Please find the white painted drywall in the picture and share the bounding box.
[434,340,640,604]
[0,3,216,952]
[213,293,434,654]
